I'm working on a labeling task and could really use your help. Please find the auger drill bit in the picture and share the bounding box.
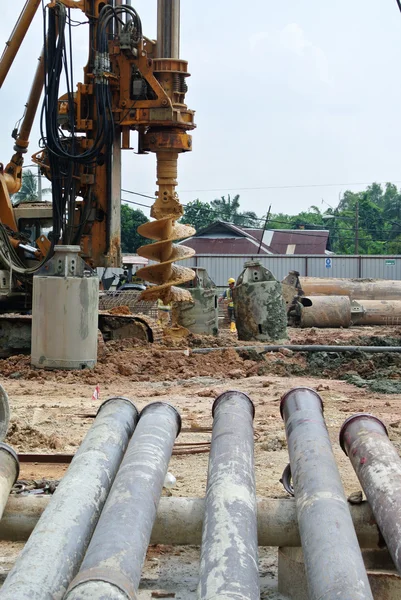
[136,150,195,304]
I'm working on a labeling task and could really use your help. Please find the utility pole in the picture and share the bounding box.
[257,205,271,255]
[355,201,359,255]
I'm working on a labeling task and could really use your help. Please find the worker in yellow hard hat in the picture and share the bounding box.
[219,277,237,333]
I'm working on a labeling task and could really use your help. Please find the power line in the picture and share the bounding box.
[121,188,156,200]
[121,198,154,209]
[178,180,401,194]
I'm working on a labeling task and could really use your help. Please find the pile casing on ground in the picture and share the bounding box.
[174,267,218,336]
[298,296,401,328]
[234,260,287,341]
[300,277,401,300]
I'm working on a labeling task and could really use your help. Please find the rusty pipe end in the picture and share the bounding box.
[139,402,182,437]
[212,390,255,419]
[96,396,138,418]
[0,443,19,484]
[280,386,324,419]
[339,413,388,455]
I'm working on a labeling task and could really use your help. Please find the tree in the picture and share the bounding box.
[12,169,51,204]
[210,194,260,227]
[182,199,215,231]
[121,204,149,253]
[268,213,293,229]
[183,195,261,230]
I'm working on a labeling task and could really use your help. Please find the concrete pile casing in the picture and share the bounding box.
[234,260,288,341]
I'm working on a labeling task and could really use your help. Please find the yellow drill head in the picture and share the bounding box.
[136,151,196,304]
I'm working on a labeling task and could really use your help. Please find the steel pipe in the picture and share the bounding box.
[300,276,401,300]
[0,385,10,441]
[281,387,373,600]
[352,299,401,326]
[340,414,401,575]
[0,444,19,522]
[300,295,352,328]
[65,402,181,600]
[299,297,401,328]
[0,397,139,600]
[192,344,401,354]
[198,391,259,600]
[0,496,382,548]
[157,0,180,59]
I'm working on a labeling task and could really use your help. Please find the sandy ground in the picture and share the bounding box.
[1,325,401,597]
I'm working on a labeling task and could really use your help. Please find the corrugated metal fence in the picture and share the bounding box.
[180,255,401,288]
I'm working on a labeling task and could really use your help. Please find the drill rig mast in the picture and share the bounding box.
[0,0,195,312]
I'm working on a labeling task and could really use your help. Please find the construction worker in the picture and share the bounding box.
[219,277,237,333]
[116,270,129,289]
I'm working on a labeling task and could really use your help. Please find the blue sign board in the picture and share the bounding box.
[325,258,332,269]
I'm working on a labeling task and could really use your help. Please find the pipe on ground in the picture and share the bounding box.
[0,444,18,521]
[281,387,373,600]
[0,397,139,600]
[299,297,401,328]
[0,496,382,548]
[0,385,10,441]
[300,276,401,300]
[65,402,181,600]
[340,414,401,575]
[300,295,352,328]
[352,299,401,326]
[192,345,401,354]
[198,391,260,600]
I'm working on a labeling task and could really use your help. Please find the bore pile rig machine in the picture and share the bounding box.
[0,0,196,366]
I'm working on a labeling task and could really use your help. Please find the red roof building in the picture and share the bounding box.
[180,221,331,255]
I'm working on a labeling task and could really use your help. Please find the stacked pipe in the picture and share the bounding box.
[340,413,401,575]
[0,398,181,600]
[65,402,181,600]
[0,385,19,524]
[280,387,373,600]
[0,495,385,549]
[0,396,139,600]
[198,390,260,600]
[1,387,400,598]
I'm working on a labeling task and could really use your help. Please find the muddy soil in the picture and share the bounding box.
[1,324,401,597]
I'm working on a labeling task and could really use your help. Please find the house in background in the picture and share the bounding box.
[179,221,332,255]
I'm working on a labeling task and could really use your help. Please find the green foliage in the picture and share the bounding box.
[13,169,51,204]
[181,183,401,254]
[182,199,215,231]
[120,204,149,253]
[183,194,260,231]
[210,194,260,227]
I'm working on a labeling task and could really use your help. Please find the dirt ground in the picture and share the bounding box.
[1,324,401,598]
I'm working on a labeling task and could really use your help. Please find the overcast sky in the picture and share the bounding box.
[1,1,401,220]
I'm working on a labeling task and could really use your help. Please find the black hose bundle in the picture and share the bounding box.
[0,1,142,277]
[41,1,142,246]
